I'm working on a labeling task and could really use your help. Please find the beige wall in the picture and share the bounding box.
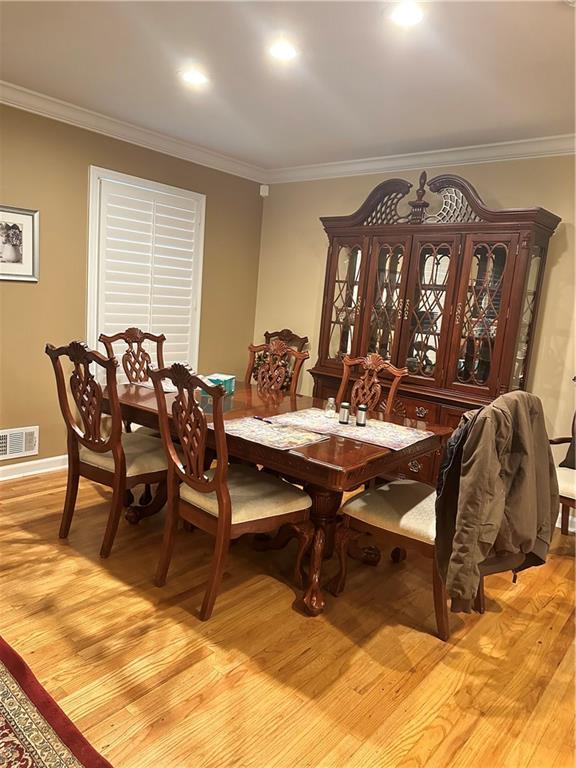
[0,105,263,463]
[254,156,576,442]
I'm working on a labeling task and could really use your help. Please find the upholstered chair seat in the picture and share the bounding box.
[341,480,437,543]
[180,464,312,524]
[80,431,168,477]
[556,466,576,502]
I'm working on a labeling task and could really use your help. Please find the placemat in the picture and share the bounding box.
[269,408,433,450]
[218,416,329,451]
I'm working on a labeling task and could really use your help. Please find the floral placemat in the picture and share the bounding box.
[219,416,329,451]
[269,408,433,451]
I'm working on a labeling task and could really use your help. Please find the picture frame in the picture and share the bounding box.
[0,205,39,282]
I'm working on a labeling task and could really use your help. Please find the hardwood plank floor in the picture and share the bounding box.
[1,470,573,767]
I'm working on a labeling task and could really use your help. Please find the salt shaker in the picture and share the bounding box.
[338,401,350,425]
[356,404,368,427]
[324,397,337,419]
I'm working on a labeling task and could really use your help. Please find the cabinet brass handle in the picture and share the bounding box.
[408,460,423,473]
[415,406,428,418]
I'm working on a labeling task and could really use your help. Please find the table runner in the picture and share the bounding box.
[269,408,433,450]
[219,416,329,451]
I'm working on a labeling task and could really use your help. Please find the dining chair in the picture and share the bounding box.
[264,328,309,353]
[99,327,166,503]
[336,353,408,417]
[45,341,170,558]
[245,339,309,397]
[328,479,484,641]
[550,407,576,535]
[150,363,314,620]
[99,327,166,388]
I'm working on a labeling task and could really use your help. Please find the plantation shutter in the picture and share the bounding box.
[93,172,205,379]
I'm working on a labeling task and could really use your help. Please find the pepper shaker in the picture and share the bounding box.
[338,401,350,425]
[356,404,368,427]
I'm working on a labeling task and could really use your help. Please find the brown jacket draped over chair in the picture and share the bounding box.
[436,391,559,612]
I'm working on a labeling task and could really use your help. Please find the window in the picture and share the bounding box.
[87,167,205,375]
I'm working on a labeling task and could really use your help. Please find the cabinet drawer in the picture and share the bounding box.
[394,396,440,425]
[439,404,479,430]
[392,451,439,486]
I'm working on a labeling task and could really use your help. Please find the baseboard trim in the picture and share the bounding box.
[0,454,68,481]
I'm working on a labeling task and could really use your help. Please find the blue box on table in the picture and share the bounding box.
[204,373,236,395]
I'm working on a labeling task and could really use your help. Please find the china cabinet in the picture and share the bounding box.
[310,172,561,483]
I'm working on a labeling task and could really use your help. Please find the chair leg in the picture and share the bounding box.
[200,534,230,621]
[154,500,180,587]
[561,504,571,535]
[432,554,450,641]
[59,463,80,539]
[100,477,125,559]
[474,576,486,614]
[327,524,355,596]
[290,520,315,589]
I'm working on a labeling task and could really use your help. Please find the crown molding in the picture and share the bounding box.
[0,81,266,183]
[266,134,576,183]
[1,81,573,185]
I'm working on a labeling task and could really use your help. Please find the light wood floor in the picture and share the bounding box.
[1,470,574,768]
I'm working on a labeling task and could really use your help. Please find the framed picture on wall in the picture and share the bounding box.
[0,205,39,282]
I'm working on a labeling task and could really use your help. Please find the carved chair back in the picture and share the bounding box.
[245,339,309,397]
[45,341,123,454]
[149,364,232,525]
[99,327,166,383]
[264,328,309,353]
[336,354,408,418]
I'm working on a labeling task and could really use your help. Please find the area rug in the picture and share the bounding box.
[0,636,113,768]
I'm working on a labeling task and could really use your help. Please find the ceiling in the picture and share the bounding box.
[0,1,574,176]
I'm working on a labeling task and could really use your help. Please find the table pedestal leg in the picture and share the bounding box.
[301,486,342,616]
[125,480,167,524]
[348,538,382,566]
[252,525,295,552]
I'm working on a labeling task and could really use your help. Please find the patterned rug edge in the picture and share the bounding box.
[0,635,113,768]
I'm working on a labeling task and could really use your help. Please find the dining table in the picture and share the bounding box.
[104,381,452,616]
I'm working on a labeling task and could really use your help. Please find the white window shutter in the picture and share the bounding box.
[89,169,205,380]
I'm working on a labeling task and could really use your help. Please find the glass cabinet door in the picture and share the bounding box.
[397,236,461,387]
[323,238,368,362]
[360,237,411,362]
[446,234,518,395]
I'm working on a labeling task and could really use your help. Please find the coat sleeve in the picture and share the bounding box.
[446,412,508,611]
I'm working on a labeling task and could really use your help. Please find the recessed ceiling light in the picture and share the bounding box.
[180,67,209,88]
[390,1,424,27]
[269,38,298,62]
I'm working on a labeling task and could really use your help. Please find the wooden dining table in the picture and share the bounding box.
[105,381,451,616]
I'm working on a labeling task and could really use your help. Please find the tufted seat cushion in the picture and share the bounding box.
[342,479,437,544]
[180,464,312,524]
[557,466,576,501]
[79,431,168,477]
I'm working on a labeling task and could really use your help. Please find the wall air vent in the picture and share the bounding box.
[0,426,39,460]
